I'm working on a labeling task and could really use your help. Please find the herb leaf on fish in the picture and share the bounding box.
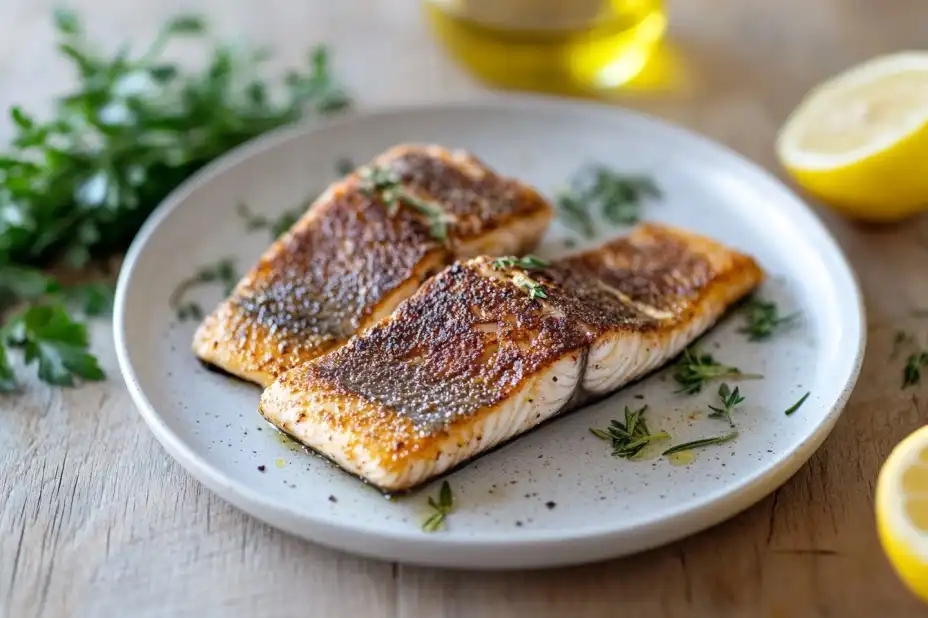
[673,347,762,395]
[555,165,661,238]
[422,481,454,532]
[784,391,810,416]
[359,165,451,242]
[662,431,739,457]
[511,272,548,300]
[491,255,549,270]
[590,405,670,459]
[739,296,798,341]
[707,383,745,428]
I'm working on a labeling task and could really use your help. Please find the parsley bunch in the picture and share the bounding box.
[0,8,350,390]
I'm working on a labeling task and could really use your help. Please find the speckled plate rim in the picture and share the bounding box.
[114,94,866,568]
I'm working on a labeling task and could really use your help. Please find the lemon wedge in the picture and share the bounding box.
[876,425,928,602]
[776,52,928,221]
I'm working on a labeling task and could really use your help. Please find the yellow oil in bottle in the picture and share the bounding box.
[424,0,667,95]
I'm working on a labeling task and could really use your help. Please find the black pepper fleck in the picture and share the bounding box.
[545,501,556,509]
[257,465,266,472]
[328,495,338,503]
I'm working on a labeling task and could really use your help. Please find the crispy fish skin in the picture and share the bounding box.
[259,223,765,492]
[192,145,553,387]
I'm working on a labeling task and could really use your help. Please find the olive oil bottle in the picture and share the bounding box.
[424,0,667,95]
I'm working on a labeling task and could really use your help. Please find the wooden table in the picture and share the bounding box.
[2,0,927,616]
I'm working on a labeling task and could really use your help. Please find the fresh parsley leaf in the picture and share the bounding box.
[739,296,798,341]
[707,383,745,428]
[672,347,762,395]
[4,304,105,387]
[662,431,738,457]
[0,10,349,270]
[0,266,60,308]
[63,282,115,317]
[590,404,670,459]
[422,481,454,532]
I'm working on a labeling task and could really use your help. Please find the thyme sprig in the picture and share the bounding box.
[673,347,762,395]
[358,165,451,242]
[590,405,670,459]
[707,383,745,428]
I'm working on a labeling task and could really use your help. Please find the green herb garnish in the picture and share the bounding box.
[0,9,350,389]
[590,405,670,459]
[170,259,238,321]
[904,352,928,389]
[739,296,798,341]
[707,383,745,428]
[511,272,547,300]
[358,165,450,241]
[662,431,738,457]
[784,391,810,416]
[422,480,454,532]
[555,166,661,237]
[491,255,549,270]
[672,347,762,395]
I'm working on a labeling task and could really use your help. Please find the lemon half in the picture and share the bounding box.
[877,425,928,602]
[777,52,928,221]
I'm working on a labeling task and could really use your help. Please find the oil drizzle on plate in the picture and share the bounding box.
[668,451,696,466]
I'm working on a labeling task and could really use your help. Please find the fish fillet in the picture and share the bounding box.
[193,145,553,387]
[259,223,764,492]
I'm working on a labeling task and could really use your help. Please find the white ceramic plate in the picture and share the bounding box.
[114,96,865,569]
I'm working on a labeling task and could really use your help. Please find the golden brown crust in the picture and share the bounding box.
[193,144,553,386]
[264,223,764,480]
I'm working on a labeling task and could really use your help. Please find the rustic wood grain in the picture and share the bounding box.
[2,0,928,616]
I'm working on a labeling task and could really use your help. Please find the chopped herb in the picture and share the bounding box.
[784,391,810,416]
[739,296,798,341]
[170,258,238,321]
[662,431,739,456]
[511,272,547,300]
[673,347,762,395]
[491,255,550,270]
[358,165,451,242]
[707,383,745,428]
[903,352,928,389]
[555,165,661,237]
[422,480,454,532]
[590,405,670,459]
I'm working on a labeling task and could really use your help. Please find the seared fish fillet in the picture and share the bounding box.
[193,145,553,387]
[259,223,764,492]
